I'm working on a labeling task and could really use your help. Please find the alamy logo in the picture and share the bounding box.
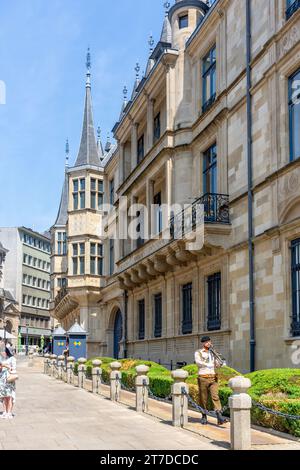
[0,80,6,104]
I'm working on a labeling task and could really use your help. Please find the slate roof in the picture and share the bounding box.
[74,84,101,167]
[160,14,172,43]
[55,172,69,227]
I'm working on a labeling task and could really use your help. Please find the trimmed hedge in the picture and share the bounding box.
[246,369,300,437]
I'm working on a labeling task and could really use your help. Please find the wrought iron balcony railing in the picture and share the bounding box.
[286,0,300,20]
[291,319,300,337]
[170,193,230,240]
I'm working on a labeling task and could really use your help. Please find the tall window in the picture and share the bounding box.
[91,178,104,210]
[154,293,162,338]
[203,144,217,194]
[182,283,193,335]
[286,0,300,20]
[207,273,221,331]
[179,14,188,29]
[73,178,85,210]
[73,179,78,210]
[138,299,145,340]
[202,45,216,113]
[72,242,85,275]
[80,179,86,209]
[289,69,300,162]
[109,239,114,276]
[291,239,300,337]
[154,192,163,233]
[137,135,145,164]
[57,232,67,255]
[90,243,103,276]
[154,113,161,143]
[109,178,115,206]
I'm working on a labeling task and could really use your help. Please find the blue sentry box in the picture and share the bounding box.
[67,320,87,360]
[53,326,67,357]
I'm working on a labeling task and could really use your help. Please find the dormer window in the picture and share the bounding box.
[179,14,188,29]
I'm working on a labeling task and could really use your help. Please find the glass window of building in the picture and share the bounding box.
[286,0,300,19]
[207,273,221,331]
[154,112,161,143]
[138,299,145,340]
[182,283,193,335]
[154,293,162,338]
[291,239,300,337]
[109,178,115,206]
[137,134,145,164]
[289,69,300,161]
[179,14,188,29]
[202,45,216,113]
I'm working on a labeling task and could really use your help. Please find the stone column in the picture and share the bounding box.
[131,122,138,171]
[135,365,149,413]
[92,359,103,394]
[57,355,65,380]
[171,370,189,428]
[110,362,122,402]
[67,356,75,384]
[78,358,87,389]
[166,64,176,131]
[228,377,252,451]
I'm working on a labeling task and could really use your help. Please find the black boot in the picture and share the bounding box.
[200,414,208,425]
[216,411,228,426]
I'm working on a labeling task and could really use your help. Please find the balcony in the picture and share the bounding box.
[170,193,230,239]
[286,0,300,20]
[291,319,300,337]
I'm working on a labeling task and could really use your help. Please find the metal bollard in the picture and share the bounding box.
[28,351,34,368]
[92,360,102,394]
[110,362,122,402]
[135,365,149,413]
[78,358,87,389]
[57,355,65,380]
[171,370,189,428]
[67,356,75,384]
[229,377,252,451]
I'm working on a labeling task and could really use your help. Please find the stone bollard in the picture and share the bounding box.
[28,351,34,368]
[44,354,50,374]
[78,358,87,389]
[57,355,65,380]
[92,360,102,394]
[228,376,252,451]
[171,370,189,428]
[110,362,122,402]
[135,365,150,413]
[67,356,75,384]
[50,355,58,377]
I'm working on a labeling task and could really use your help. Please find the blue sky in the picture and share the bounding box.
[0,0,164,232]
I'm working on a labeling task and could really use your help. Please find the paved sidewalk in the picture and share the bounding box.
[0,360,220,451]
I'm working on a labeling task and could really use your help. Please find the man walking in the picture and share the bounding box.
[195,336,228,426]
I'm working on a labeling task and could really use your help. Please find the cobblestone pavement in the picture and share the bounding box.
[0,359,220,451]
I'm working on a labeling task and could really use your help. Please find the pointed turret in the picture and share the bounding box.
[119,86,128,121]
[55,140,70,226]
[74,49,100,167]
[161,1,172,44]
[105,133,112,153]
[145,35,155,76]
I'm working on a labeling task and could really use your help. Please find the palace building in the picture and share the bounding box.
[51,0,300,373]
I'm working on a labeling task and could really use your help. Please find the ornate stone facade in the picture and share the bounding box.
[51,0,300,372]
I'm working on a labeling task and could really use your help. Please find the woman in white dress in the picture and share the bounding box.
[0,347,17,419]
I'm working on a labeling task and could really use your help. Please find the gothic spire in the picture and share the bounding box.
[74,48,100,167]
[160,2,172,44]
[97,127,104,160]
[55,141,70,226]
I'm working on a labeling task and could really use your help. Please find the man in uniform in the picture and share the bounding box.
[195,336,228,426]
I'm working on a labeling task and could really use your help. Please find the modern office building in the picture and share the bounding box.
[0,227,52,349]
[51,0,300,372]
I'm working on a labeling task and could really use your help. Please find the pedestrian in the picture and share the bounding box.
[0,337,5,353]
[0,346,18,419]
[195,336,228,426]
